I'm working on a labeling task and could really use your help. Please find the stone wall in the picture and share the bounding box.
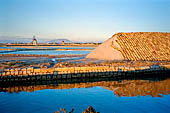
[0,65,168,77]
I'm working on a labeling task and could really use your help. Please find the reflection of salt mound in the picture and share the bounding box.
[86,32,170,61]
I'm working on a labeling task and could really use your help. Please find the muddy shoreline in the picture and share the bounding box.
[0,54,170,70]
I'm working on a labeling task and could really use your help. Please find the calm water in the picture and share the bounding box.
[0,47,95,50]
[0,47,92,55]
[0,77,170,113]
[0,50,91,55]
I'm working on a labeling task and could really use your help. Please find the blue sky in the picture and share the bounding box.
[0,0,170,42]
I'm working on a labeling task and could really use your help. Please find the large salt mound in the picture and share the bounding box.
[86,32,170,61]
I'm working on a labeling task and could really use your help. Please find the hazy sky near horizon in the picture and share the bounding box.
[0,0,170,42]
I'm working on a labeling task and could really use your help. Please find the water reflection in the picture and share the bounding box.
[1,76,170,97]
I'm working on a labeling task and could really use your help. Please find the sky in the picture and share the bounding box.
[0,0,170,42]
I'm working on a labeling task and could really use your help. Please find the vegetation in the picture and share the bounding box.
[54,106,99,113]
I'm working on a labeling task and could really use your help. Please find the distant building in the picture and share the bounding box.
[62,41,65,45]
[32,36,37,45]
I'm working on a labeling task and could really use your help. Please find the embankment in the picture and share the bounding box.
[0,65,170,82]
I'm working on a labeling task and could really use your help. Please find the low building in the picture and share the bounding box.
[32,36,37,45]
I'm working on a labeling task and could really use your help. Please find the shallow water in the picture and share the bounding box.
[0,47,92,55]
[0,47,95,50]
[0,50,91,55]
[0,77,170,113]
